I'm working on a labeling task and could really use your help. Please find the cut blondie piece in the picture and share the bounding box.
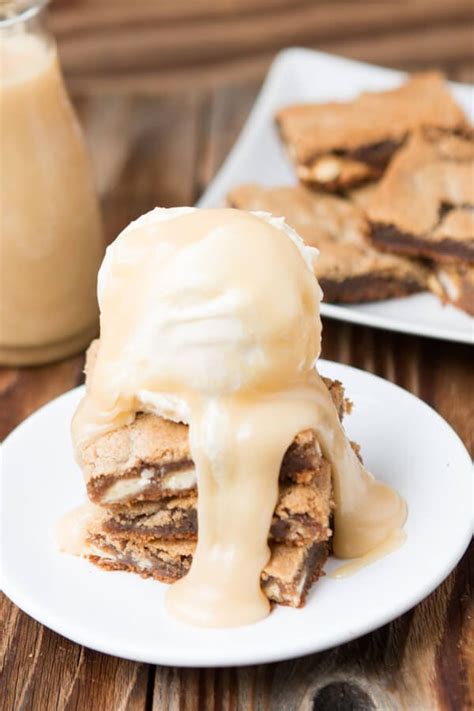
[429,263,474,315]
[228,183,429,303]
[276,73,467,191]
[368,128,474,264]
[79,343,349,507]
[101,472,332,547]
[87,531,328,608]
[83,419,336,506]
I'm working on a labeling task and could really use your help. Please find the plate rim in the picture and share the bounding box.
[320,302,473,344]
[197,46,474,345]
[1,360,472,666]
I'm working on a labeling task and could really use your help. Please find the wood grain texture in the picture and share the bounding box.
[2,5,473,709]
[1,594,149,711]
[48,0,474,95]
[0,355,85,441]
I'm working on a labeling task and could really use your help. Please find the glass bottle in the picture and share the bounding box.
[0,0,104,365]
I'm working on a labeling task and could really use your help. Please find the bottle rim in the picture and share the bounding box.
[0,0,49,28]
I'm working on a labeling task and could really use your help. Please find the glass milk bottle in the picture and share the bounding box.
[0,0,104,365]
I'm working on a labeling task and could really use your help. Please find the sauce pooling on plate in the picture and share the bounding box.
[70,208,407,627]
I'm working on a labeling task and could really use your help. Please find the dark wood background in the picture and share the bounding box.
[1,1,473,709]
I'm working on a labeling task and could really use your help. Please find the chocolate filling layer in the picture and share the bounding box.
[104,509,198,539]
[371,223,474,263]
[88,440,330,504]
[88,458,195,502]
[338,138,403,171]
[104,509,328,545]
[302,138,403,171]
[320,274,424,303]
[438,201,474,221]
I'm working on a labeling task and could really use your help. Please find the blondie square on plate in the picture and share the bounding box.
[367,128,474,265]
[276,72,468,191]
[227,183,429,303]
[83,418,336,606]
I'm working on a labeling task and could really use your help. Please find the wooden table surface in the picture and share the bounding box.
[2,2,473,709]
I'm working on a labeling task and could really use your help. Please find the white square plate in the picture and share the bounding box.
[198,48,474,344]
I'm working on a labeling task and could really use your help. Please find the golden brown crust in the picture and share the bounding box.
[227,182,429,300]
[276,73,467,190]
[81,414,191,483]
[368,129,474,263]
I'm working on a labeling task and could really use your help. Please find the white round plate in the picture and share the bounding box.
[1,360,472,667]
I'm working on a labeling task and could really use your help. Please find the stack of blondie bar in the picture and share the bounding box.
[228,73,473,314]
[80,342,353,607]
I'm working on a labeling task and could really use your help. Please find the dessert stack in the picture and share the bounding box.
[63,206,407,626]
[78,339,351,608]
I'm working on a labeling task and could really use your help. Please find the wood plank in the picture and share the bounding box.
[50,0,472,71]
[50,0,320,31]
[77,91,205,244]
[62,36,472,98]
[452,63,474,83]
[63,55,272,98]
[329,23,474,70]
[55,11,473,77]
[0,594,149,711]
[47,0,473,95]
[322,323,474,456]
[0,356,84,441]
[198,81,261,194]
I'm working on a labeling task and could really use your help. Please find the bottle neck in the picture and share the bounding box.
[0,0,49,33]
[0,0,54,85]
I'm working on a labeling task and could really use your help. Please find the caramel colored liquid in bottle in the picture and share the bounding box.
[0,12,104,365]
